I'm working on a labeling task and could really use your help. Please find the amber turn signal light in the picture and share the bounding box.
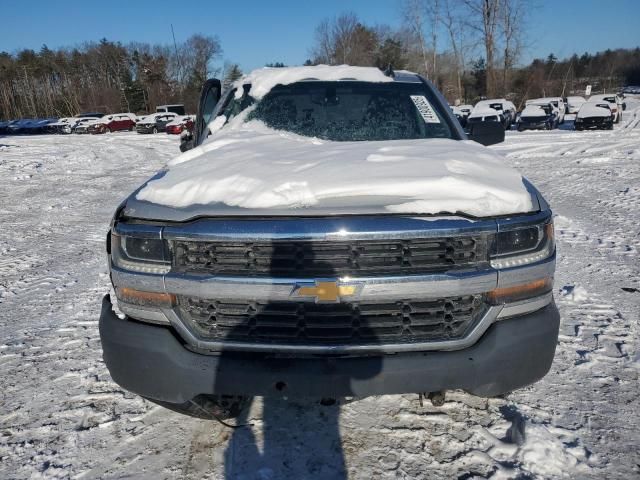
[116,287,176,308]
[488,277,553,304]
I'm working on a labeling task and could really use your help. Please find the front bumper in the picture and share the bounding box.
[99,294,560,402]
[575,118,612,129]
[136,125,156,133]
[518,122,548,130]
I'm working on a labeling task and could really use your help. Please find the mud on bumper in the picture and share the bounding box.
[99,295,560,403]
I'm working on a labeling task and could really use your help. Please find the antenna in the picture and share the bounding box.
[171,24,183,83]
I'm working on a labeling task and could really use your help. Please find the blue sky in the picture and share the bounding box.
[2,0,639,71]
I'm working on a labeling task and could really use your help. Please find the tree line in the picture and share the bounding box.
[0,35,245,120]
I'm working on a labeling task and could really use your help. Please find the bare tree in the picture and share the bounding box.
[500,0,525,95]
[401,0,431,78]
[441,0,469,100]
[183,34,222,83]
[426,0,440,78]
[312,19,333,64]
[462,0,500,97]
[309,13,379,66]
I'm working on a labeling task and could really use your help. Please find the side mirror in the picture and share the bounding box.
[192,78,222,149]
[468,121,505,146]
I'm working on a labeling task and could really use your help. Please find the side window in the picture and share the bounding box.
[202,89,219,125]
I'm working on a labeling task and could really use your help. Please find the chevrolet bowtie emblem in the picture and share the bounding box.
[293,281,360,303]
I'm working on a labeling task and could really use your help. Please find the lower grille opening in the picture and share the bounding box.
[177,294,487,346]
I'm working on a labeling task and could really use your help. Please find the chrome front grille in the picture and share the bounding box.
[173,237,488,277]
[177,294,487,346]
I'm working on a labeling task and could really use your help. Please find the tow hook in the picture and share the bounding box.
[428,391,446,406]
[419,391,446,407]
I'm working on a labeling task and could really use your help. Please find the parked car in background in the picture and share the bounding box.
[89,113,137,134]
[156,104,185,115]
[28,118,58,134]
[6,118,56,134]
[566,96,586,114]
[6,119,32,134]
[517,104,559,131]
[451,106,466,127]
[165,115,195,135]
[457,104,473,119]
[72,117,100,134]
[3,119,24,134]
[0,119,11,134]
[136,112,178,134]
[586,94,625,123]
[47,117,75,134]
[474,99,517,129]
[575,103,614,130]
[526,97,566,124]
[451,105,473,128]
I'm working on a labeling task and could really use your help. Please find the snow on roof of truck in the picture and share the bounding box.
[233,65,401,100]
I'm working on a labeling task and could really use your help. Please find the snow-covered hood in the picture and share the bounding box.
[126,124,538,221]
[520,106,549,118]
[577,103,612,118]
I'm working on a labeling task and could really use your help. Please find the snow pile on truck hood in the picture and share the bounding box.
[232,65,394,100]
[136,123,534,217]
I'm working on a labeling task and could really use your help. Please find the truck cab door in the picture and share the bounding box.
[181,78,221,152]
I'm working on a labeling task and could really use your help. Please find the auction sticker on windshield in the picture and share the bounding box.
[410,95,441,123]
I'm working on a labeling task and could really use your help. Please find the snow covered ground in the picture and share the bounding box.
[1,104,639,479]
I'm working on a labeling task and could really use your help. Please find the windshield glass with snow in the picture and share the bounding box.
[230,81,455,141]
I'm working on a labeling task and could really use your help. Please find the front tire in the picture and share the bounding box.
[152,126,158,134]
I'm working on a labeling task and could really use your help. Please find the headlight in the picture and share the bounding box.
[490,221,554,269]
[111,233,171,274]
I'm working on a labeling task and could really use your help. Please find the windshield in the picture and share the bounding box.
[220,81,455,142]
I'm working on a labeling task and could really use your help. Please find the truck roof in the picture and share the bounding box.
[232,65,422,100]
